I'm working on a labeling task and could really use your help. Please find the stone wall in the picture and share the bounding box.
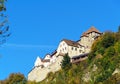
[28,56,63,82]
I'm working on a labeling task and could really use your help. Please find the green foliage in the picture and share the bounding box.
[27,81,37,84]
[101,32,115,48]
[0,0,6,11]
[103,73,120,84]
[114,42,120,54]
[1,73,27,84]
[61,53,71,70]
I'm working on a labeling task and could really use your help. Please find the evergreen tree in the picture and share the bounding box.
[61,53,71,70]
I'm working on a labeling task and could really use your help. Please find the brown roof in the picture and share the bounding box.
[86,26,101,34]
[81,32,88,37]
[42,59,50,62]
[62,39,80,47]
[81,26,101,37]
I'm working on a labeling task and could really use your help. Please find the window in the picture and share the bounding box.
[65,47,66,50]
[75,48,77,51]
[71,47,73,50]
[79,50,82,53]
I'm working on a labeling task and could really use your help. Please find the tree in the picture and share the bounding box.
[0,0,10,44]
[2,73,27,84]
[0,0,6,11]
[118,25,120,33]
[101,32,115,48]
[61,53,71,70]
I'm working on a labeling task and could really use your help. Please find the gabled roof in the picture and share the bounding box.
[86,26,101,34]
[81,26,101,37]
[62,39,81,47]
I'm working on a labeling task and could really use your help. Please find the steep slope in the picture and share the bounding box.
[38,31,120,84]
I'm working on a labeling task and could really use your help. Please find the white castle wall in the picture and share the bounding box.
[57,41,85,58]
[28,56,63,82]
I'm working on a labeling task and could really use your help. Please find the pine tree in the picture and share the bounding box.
[61,53,71,70]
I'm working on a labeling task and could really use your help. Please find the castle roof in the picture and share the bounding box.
[62,39,81,47]
[86,26,101,34]
[51,50,57,57]
[81,26,101,37]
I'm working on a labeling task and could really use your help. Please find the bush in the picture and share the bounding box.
[3,73,27,84]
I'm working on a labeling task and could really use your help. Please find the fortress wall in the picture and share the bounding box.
[28,56,63,82]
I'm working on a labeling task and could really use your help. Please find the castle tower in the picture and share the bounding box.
[78,26,102,52]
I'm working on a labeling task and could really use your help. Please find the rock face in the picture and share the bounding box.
[28,56,63,82]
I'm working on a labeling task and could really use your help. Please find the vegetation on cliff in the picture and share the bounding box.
[38,28,120,84]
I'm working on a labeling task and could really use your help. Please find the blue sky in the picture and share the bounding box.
[0,0,120,80]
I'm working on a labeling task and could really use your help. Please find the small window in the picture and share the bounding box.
[65,47,66,50]
[79,50,82,53]
[75,48,77,51]
[71,47,73,50]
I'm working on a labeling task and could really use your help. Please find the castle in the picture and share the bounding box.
[28,26,102,82]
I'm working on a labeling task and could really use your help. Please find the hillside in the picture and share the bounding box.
[37,31,120,84]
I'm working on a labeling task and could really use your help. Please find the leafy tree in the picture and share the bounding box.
[0,0,10,44]
[0,0,6,11]
[3,73,27,84]
[101,32,115,48]
[61,53,71,70]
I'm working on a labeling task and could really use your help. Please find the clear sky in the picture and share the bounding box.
[0,0,120,80]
